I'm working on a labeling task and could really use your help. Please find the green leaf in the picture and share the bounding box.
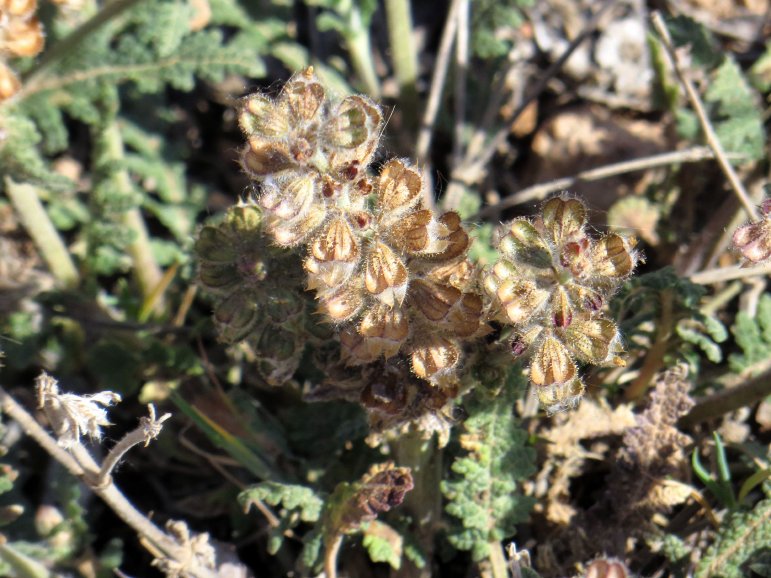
[362,521,402,569]
[704,58,765,160]
[696,498,771,578]
[730,293,771,374]
[441,364,536,560]
[239,482,323,523]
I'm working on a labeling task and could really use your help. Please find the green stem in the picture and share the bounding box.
[4,177,79,288]
[101,123,165,310]
[488,541,509,578]
[344,5,381,98]
[393,432,440,578]
[384,0,419,130]
[0,543,52,578]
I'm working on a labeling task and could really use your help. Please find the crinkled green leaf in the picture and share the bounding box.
[441,364,536,560]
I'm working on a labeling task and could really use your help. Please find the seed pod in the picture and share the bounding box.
[364,241,408,307]
[239,94,289,138]
[317,281,365,322]
[3,0,36,16]
[411,337,460,380]
[259,173,317,222]
[376,159,423,218]
[496,278,550,325]
[5,17,44,57]
[563,316,623,365]
[283,67,326,123]
[536,377,586,414]
[0,62,21,101]
[213,289,265,344]
[387,208,432,254]
[733,217,771,264]
[500,219,552,269]
[324,95,382,168]
[541,196,586,245]
[530,335,576,387]
[591,234,635,278]
[242,139,295,177]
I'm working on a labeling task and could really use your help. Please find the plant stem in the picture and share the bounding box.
[101,123,165,311]
[689,262,771,284]
[488,540,509,578]
[4,178,79,288]
[393,432,440,578]
[415,0,463,161]
[474,147,742,219]
[385,0,419,132]
[625,289,674,400]
[324,533,343,578]
[0,386,217,578]
[680,362,771,427]
[650,11,759,222]
[344,4,381,98]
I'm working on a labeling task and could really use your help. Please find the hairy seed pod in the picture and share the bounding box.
[364,242,408,307]
[2,0,37,17]
[411,337,460,380]
[5,17,44,57]
[530,335,576,387]
[0,62,21,101]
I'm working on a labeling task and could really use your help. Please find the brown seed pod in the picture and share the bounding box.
[410,337,460,380]
[364,241,408,307]
[4,17,44,57]
[3,0,37,18]
[530,335,576,387]
[541,196,586,245]
[0,62,21,101]
[733,214,771,264]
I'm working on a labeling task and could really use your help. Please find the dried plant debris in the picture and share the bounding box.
[587,364,695,552]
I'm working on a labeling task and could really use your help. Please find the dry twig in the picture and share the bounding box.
[650,11,759,222]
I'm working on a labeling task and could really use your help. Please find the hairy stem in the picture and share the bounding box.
[393,433,441,578]
[4,178,79,288]
[385,0,419,130]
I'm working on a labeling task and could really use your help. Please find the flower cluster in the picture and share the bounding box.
[195,204,321,385]
[484,196,639,412]
[0,0,44,101]
[732,199,771,265]
[237,67,484,387]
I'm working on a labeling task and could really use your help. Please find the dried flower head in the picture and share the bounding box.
[236,68,485,388]
[485,195,639,412]
[35,372,121,448]
[326,461,414,535]
[732,199,771,265]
